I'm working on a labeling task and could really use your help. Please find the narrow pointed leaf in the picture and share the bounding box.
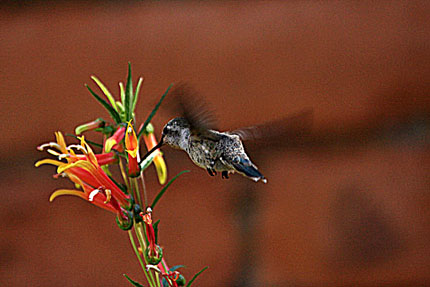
[91,76,118,112]
[86,84,121,124]
[116,101,126,122]
[138,83,173,139]
[132,77,144,113]
[123,274,145,287]
[186,266,209,287]
[120,82,126,108]
[125,62,133,121]
[151,170,190,209]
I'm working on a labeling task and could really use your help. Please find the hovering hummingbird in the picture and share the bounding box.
[141,83,313,183]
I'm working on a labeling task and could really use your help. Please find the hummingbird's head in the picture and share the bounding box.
[161,117,190,149]
[139,117,190,165]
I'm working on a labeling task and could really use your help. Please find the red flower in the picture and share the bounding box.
[125,121,140,177]
[104,125,126,153]
[36,132,130,218]
[141,208,163,265]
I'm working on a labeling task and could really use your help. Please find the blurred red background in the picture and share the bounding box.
[1,1,429,286]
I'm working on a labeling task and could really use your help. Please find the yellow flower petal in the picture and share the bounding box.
[104,138,117,153]
[67,172,84,187]
[126,148,138,158]
[55,131,68,154]
[35,159,66,167]
[50,189,86,202]
[57,160,96,174]
[86,147,98,166]
[154,156,167,185]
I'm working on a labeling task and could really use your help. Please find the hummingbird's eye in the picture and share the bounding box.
[163,126,169,134]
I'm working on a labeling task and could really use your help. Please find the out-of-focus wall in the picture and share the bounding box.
[1,1,429,286]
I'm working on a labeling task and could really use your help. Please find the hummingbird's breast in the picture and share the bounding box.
[185,132,247,172]
[186,137,223,169]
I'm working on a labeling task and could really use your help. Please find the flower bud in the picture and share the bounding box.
[176,274,186,286]
[115,210,133,230]
[75,118,105,135]
[144,245,163,265]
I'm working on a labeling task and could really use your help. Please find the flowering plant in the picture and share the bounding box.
[36,64,207,287]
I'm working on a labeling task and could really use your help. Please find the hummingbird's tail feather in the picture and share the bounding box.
[232,162,267,183]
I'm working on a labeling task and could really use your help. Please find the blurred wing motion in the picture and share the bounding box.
[229,109,314,149]
[166,82,221,140]
[166,82,313,149]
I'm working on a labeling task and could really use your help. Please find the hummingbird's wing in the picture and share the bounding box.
[228,109,314,149]
[167,82,222,141]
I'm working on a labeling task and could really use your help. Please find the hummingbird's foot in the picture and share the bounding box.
[206,168,216,177]
[222,171,229,179]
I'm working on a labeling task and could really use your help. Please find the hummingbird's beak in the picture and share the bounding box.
[139,135,164,165]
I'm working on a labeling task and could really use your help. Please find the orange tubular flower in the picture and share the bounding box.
[140,208,163,265]
[125,121,140,177]
[104,125,126,153]
[142,123,167,185]
[75,118,105,135]
[36,132,131,218]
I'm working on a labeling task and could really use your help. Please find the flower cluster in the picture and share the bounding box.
[36,64,206,287]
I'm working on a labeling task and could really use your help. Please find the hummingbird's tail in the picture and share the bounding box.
[232,162,267,183]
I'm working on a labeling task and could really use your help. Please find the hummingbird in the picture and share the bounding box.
[141,83,313,183]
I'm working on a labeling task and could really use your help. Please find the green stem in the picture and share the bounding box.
[135,222,157,286]
[161,259,169,274]
[132,177,143,207]
[128,230,154,287]
[118,158,130,192]
[155,272,161,287]
[139,172,148,208]
[135,222,148,249]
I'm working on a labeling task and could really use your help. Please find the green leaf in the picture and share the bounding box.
[116,101,126,122]
[151,170,190,209]
[137,83,173,139]
[91,76,118,112]
[153,219,160,244]
[94,125,115,136]
[120,82,126,108]
[125,62,133,121]
[86,84,122,124]
[132,77,144,114]
[123,274,145,287]
[186,266,209,287]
